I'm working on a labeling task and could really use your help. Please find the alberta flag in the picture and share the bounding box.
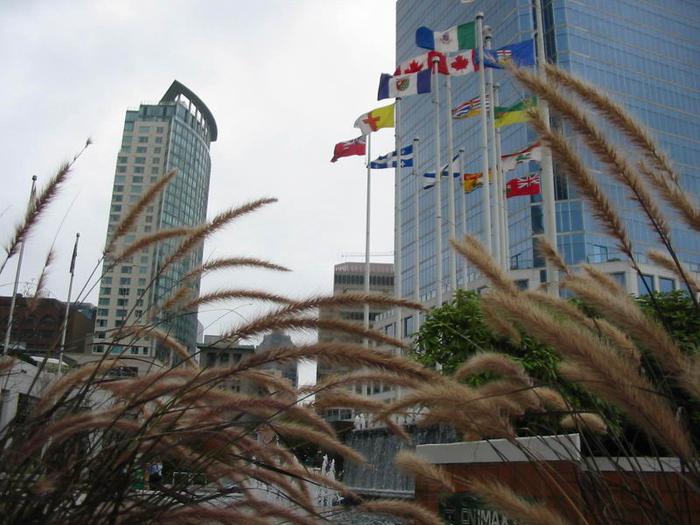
[416,21,476,52]
[370,145,414,169]
[506,173,541,198]
[482,39,536,69]
[378,69,431,100]
[501,143,542,173]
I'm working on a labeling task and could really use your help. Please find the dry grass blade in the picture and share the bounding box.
[2,140,89,274]
[647,249,699,294]
[161,197,277,271]
[545,64,676,180]
[484,290,694,459]
[454,352,529,385]
[513,67,672,251]
[534,236,569,276]
[106,170,176,254]
[451,235,518,295]
[183,256,290,280]
[157,286,195,314]
[560,412,608,434]
[638,161,700,232]
[111,227,192,265]
[532,387,568,412]
[184,289,293,310]
[306,370,424,395]
[358,500,442,525]
[313,390,384,413]
[28,248,55,312]
[394,450,455,492]
[468,478,572,525]
[527,109,634,261]
[564,272,699,399]
[143,327,197,368]
[270,421,365,464]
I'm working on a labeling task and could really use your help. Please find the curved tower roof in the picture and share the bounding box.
[160,80,218,141]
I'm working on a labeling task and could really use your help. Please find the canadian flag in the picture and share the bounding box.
[447,49,478,76]
[506,173,541,198]
[394,51,449,75]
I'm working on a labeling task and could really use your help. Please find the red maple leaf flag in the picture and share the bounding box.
[331,136,366,163]
[448,49,478,76]
[404,60,424,74]
[395,51,449,76]
[506,173,541,198]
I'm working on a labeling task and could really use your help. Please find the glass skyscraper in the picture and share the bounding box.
[94,81,217,366]
[394,0,700,317]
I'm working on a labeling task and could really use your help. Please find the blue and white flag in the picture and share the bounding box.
[480,39,536,69]
[378,69,432,101]
[370,144,414,169]
[422,153,461,189]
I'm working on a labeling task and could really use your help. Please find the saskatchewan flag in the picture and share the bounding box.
[495,97,538,128]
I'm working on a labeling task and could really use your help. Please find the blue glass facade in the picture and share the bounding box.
[95,82,216,362]
[395,0,700,303]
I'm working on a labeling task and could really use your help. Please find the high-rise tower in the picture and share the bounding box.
[93,81,217,365]
[394,0,700,320]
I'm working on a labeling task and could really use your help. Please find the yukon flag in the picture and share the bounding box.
[416,21,476,52]
[378,69,431,100]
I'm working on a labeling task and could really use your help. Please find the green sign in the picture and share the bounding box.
[440,492,517,525]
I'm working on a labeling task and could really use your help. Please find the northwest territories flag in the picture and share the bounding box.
[482,39,536,68]
[378,69,431,100]
[416,21,476,52]
[370,145,414,169]
[501,143,542,173]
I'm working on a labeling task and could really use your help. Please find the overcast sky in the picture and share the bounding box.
[0,0,399,366]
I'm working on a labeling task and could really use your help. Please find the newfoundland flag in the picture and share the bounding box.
[378,69,431,100]
[331,136,366,163]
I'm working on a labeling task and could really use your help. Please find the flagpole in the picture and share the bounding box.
[444,74,457,294]
[534,0,558,295]
[494,83,510,268]
[431,55,444,307]
[459,147,467,287]
[3,175,37,356]
[364,134,372,348]
[485,29,503,268]
[58,233,80,376]
[476,13,493,255]
[412,137,421,331]
[394,98,403,343]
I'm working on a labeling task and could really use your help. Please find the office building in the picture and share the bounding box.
[93,81,217,363]
[394,0,700,323]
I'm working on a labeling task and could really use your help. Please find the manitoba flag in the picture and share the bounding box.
[331,136,366,163]
[506,173,541,198]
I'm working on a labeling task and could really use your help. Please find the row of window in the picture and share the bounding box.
[334,274,395,286]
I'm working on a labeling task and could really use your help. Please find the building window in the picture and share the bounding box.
[637,273,655,296]
[136,146,147,153]
[138,136,148,143]
[155,136,163,144]
[103,277,112,285]
[96,319,107,327]
[514,279,529,291]
[133,176,143,183]
[97,308,109,316]
[117,298,128,306]
[121,266,132,274]
[116,309,128,317]
[403,316,414,336]
[659,277,675,293]
[98,298,110,306]
[138,126,150,133]
[118,156,127,163]
[120,277,131,285]
[117,166,127,173]
[151,167,159,174]
[100,287,111,295]
[156,126,164,133]
[134,167,144,174]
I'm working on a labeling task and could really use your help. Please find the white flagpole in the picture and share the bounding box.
[431,55,444,307]
[394,98,403,342]
[485,29,503,267]
[364,133,372,348]
[494,83,510,268]
[412,137,421,331]
[3,175,37,356]
[534,0,558,295]
[476,13,493,255]
[444,75,457,293]
[58,233,80,376]
[459,148,467,287]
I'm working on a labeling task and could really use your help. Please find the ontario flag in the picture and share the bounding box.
[506,173,541,198]
[331,136,366,163]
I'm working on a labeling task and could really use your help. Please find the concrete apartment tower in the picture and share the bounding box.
[93,81,217,367]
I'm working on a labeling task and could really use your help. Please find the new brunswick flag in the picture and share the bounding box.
[354,104,395,135]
